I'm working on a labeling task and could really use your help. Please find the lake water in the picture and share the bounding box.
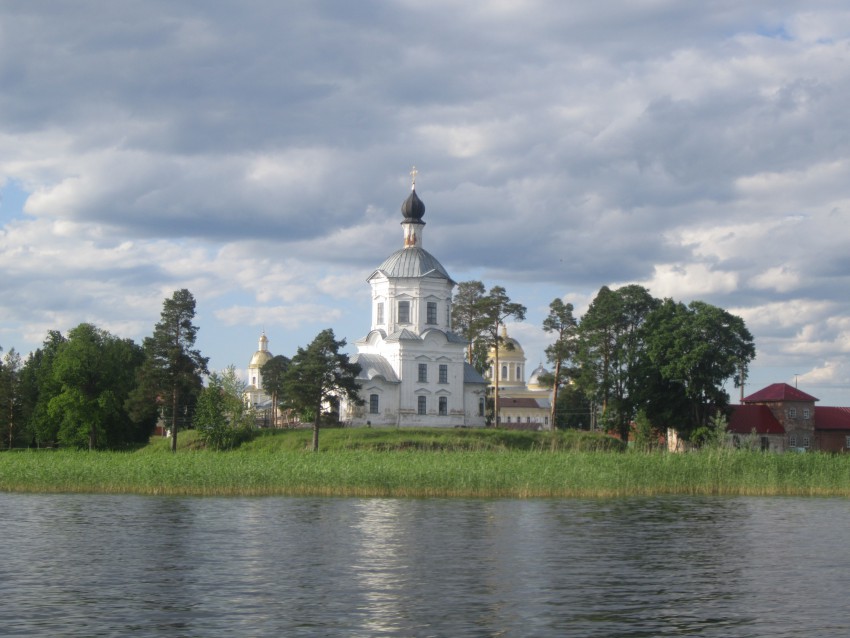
[0,493,848,637]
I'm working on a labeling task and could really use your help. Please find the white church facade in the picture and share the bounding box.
[339,175,488,427]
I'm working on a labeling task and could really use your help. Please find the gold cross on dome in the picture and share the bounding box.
[410,165,418,189]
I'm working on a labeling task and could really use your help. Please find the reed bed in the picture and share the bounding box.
[2,446,850,497]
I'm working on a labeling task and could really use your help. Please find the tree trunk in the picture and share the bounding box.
[550,359,561,451]
[171,384,178,453]
[311,399,321,451]
[493,336,500,427]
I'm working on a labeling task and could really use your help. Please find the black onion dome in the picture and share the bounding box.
[401,188,425,222]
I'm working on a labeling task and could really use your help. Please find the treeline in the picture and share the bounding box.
[1,281,755,451]
[0,289,209,450]
[0,289,361,452]
[452,282,756,442]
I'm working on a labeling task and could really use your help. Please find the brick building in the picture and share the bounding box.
[728,383,850,452]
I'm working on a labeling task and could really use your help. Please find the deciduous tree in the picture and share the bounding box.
[19,331,66,447]
[195,366,255,449]
[640,299,755,437]
[48,323,145,449]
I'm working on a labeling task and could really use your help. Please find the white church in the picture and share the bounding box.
[338,174,488,427]
[242,173,556,429]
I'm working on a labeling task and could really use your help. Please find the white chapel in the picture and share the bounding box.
[340,173,488,427]
[244,331,272,409]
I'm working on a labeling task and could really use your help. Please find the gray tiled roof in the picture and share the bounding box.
[385,328,421,342]
[351,353,400,383]
[370,247,454,284]
[464,362,487,385]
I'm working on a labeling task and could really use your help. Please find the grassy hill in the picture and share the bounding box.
[139,426,626,453]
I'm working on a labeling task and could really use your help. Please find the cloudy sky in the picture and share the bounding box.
[1,1,849,405]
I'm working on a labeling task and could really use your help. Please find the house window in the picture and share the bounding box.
[439,396,447,416]
[527,417,531,423]
[544,416,549,426]
[398,301,410,324]
[479,399,485,416]
[506,416,511,423]
[845,435,850,449]
[439,364,448,384]
[418,396,427,415]
[803,408,810,419]
[802,435,810,449]
[427,302,437,324]
[376,302,384,325]
[369,394,379,414]
[418,363,428,382]
[790,434,797,447]
[789,407,797,418]
[761,437,769,451]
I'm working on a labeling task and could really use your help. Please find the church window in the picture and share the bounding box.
[418,396,427,415]
[377,302,384,325]
[398,301,410,324]
[369,394,379,414]
[501,365,507,380]
[427,302,438,324]
[418,363,428,382]
[516,366,521,381]
[439,364,448,384]
[439,396,447,415]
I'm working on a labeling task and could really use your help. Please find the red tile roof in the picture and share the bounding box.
[814,407,850,431]
[729,404,785,435]
[742,383,819,404]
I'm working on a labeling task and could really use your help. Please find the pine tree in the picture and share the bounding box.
[282,329,361,451]
[135,290,209,452]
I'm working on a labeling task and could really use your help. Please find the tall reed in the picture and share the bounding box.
[2,447,849,497]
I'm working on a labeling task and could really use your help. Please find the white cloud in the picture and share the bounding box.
[2,2,850,404]
[636,263,739,300]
